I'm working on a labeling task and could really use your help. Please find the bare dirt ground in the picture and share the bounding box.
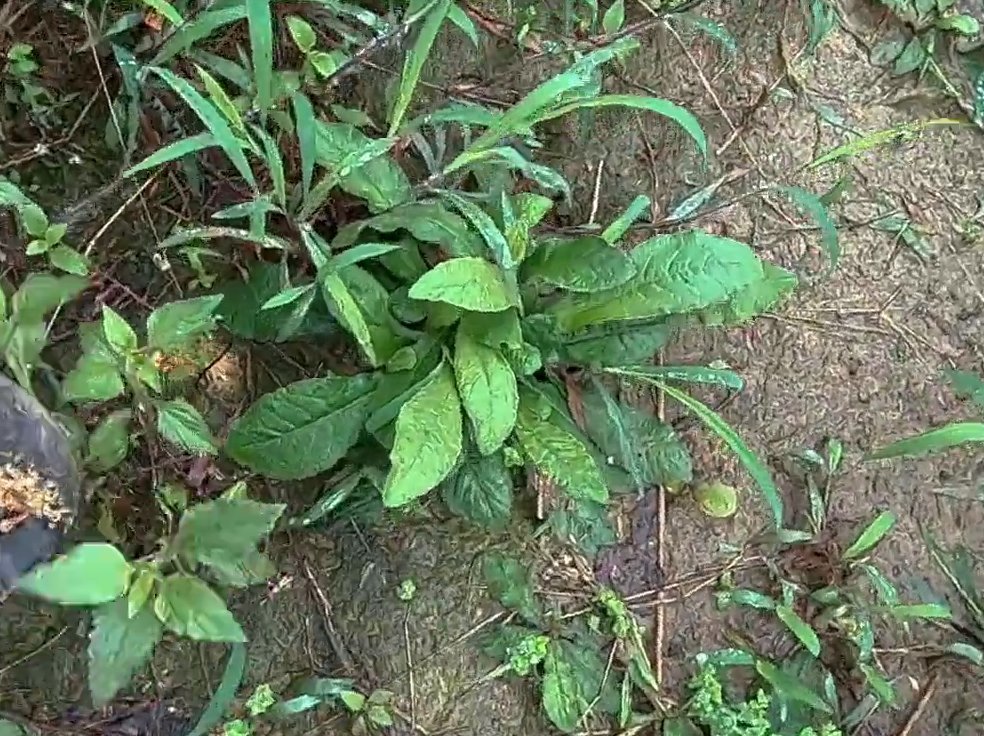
[2,1,984,735]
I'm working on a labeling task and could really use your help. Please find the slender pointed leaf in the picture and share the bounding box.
[843,511,895,560]
[868,422,984,459]
[125,133,218,177]
[389,0,451,135]
[246,0,274,114]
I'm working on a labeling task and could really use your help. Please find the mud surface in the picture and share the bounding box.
[3,1,984,735]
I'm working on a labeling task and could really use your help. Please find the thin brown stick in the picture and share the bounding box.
[0,626,67,678]
[896,671,939,736]
[404,607,417,731]
[302,559,359,677]
[588,158,605,225]
[653,351,668,688]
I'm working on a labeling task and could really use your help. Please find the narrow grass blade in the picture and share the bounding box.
[251,125,286,209]
[536,95,707,158]
[389,0,451,135]
[756,660,831,713]
[148,67,255,187]
[246,0,274,114]
[187,643,247,736]
[141,0,184,26]
[858,663,896,705]
[125,133,218,177]
[777,186,839,273]
[262,284,314,310]
[438,190,513,269]
[885,603,951,620]
[152,7,248,64]
[189,50,252,91]
[292,93,317,199]
[602,194,650,244]
[776,605,821,656]
[159,226,290,251]
[447,3,479,46]
[843,511,895,560]
[658,381,783,529]
[588,374,645,494]
[868,422,984,459]
[331,242,402,270]
[606,365,744,391]
[197,65,246,135]
[806,118,964,169]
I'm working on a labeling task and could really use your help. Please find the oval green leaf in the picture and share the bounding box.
[453,329,518,455]
[155,574,245,642]
[408,257,514,312]
[521,236,637,293]
[18,543,131,605]
[843,510,895,560]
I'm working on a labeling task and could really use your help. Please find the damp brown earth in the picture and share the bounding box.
[2,1,984,735]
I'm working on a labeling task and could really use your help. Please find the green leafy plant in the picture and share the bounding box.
[16,485,284,705]
[715,439,949,722]
[2,43,60,128]
[0,178,90,276]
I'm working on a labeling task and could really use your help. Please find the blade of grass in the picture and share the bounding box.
[187,643,247,736]
[196,65,246,136]
[535,95,706,158]
[251,125,286,209]
[805,118,964,169]
[246,0,274,115]
[776,605,821,656]
[152,6,248,64]
[868,422,984,459]
[843,511,895,560]
[776,186,839,273]
[438,190,513,269]
[125,132,218,177]
[292,92,317,200]
[606,365,744,391]
[148,67,256,188]
[602,194,650,244]
[388,0,451,135]
[657,381,783,528]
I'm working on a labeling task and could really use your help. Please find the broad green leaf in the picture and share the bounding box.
[843,511,895,560]
[859,662,896,704]
[777,186,839,272]
[390,0,451,134]
[938,14,981,35]
[128,567,156,618]
[605,364,744,391]
[382,362,463,507]
[695,262,798,326]
[21,204,48,236]
[152,7,247,63]
[522,236,636,293]
[776,605,821,656]
[542,638,616,732]
[462,309,523,350]
[157,399,217,455]
[146,295,223,351]
[868,422,984,459]
[63,344,125,403]
[87,410,132,473]
[659,382,783,529]
[725,589,776,609]
[439,190,513,269]
[562,320,673,367]
[246,0,274,113]
[286,15,317,52]
[88,597,163,706]
[227,374,376,480]
[206,549,277,588]
[537,95,706,158]
[321,271,378,366]
[514,392,608,503]
[12,272,87,322]
[442,452,513,528]
[602,194,649,244]
[48,245,89,276]
[293,92,317,197]
[102,306,137,354]
[453,329,517,455]
[186,644,247,736]
[155,574,245,642]
[946,369,984,410]
[601,0,624,34]
[409,257,513,312]
[482,553,541,623]
[301,136,398,220]
[197,65,245,135]
[147,67,256,187]
[550,231,764,330]
[173,498,284,569]
[334,202,481,256]
[261,284,313,310]
[315,121,411,213]
[548,499,616,556]
[581,386,692,488]
[756,660,831,712]
[18,543,130,605]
